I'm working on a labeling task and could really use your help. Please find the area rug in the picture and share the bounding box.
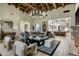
[37,40,60,56]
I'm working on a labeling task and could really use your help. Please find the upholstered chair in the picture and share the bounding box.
[13,41,37,56]
[3,36,14,50]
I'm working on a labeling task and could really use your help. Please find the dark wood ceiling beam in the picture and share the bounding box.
[52,3,57,9]
[19,6,24,9]
[14,3,19,8]
[9,3,70,14]
[25,7,29,12]
[24,3,38,10]
[46,3,50,10]
[62,3,64,8]
[40,3,46,11]
[32,4,40,10]
[19,4,29,12]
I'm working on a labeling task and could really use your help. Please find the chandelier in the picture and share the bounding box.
[30,10,47,18]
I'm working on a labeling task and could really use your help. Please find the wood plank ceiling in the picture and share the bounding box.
[8,3,71,13]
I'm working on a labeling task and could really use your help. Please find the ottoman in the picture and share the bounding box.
[45,38,54,48]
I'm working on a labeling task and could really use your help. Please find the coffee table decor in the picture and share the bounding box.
[37,40,60,56]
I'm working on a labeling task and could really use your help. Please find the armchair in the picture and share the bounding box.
[3,36,14,50]
[13,41,37,56]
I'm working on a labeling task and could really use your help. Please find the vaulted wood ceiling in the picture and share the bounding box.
[8,3,71,13]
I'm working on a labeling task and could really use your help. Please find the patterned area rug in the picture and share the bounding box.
[38,40,60,56]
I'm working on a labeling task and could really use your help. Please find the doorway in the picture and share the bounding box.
[20,21,30,32]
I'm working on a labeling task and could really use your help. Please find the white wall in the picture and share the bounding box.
[0,4,3,18]
[46,4,75,26]
[76,3,79,12]
[0,3,32,35]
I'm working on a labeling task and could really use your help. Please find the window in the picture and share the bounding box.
[48,17,71,32]
[35,24,41,32]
